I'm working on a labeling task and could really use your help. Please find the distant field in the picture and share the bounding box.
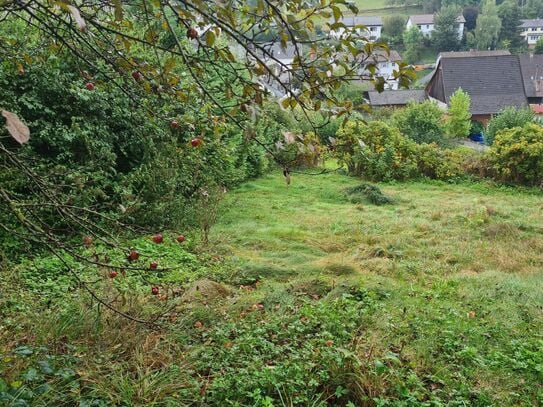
[353,0,388,9]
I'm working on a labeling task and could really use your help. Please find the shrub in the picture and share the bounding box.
[470,121,485,135]
[417,144,476,180]
[486,107,534,145]
[392,101,446,144]
[486,123,543,186]
[333,120,419,181]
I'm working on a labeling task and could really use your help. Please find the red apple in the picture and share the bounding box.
[176,235,186,243]
[132,71,142,81]
[127,250,139,261]
[83,235,93,247]
[151,286,160,295]
[187,27,199,39]
[150,261,158,269]
[191,138,202,147]
[85,82,95,91]
[109,271,118,279]
[152,233,163,244]
[170,120,179,129]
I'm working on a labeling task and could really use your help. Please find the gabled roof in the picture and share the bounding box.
[368,90,427,106]
[408,14,465,25]
[329,15,383,27]
[371,49,402,63]
[349,16,383,26]
[520,18,543,28]
[439,50,511,58]
[518,53,543,98]
[432,55,527,115]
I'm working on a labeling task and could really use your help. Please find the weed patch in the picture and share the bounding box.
[345,183,395,205]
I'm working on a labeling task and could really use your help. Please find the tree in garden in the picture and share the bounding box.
[0,0,414,323]
[403,26,424,64]
[382,15,406,46]
[433,6,462,51]
[463,6,479,31]
[446,89,471,138]
[498,0,523,51]
[486,107,535,145]
[392,100,446,144]
[475,0,502,50]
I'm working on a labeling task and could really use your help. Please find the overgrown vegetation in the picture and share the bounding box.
[2,1,543,406]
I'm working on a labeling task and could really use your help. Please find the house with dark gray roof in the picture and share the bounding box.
[406,14,465,39]
[367,90,427,107]
[426,53,528,123]
[520,19,543,45]
[438,50,511,59]
[518,54,543,103]
[329,15,383,41]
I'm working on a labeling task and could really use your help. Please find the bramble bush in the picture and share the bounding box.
[333,120,478,182]
[487,123,543,186]
[486,107,534,145]
[417,143,477,180]
[333,120,419,181]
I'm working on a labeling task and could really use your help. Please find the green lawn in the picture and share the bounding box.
[2,170,543,405]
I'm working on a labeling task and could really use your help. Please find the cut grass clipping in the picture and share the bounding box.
[345,182,394,205]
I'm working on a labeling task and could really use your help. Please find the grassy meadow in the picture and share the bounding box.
[1,170,543,405]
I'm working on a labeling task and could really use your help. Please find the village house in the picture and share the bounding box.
[406,14,465,40]
[520,19,543,46]
[329,16,383,41]
[518,53,543,105]
[358,49,403,90]
[426,51,528,123]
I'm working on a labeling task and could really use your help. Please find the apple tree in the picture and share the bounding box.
[0,0,414,323]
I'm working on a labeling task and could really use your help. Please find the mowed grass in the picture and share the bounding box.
[2,170,543,405]
[210,170,543,404]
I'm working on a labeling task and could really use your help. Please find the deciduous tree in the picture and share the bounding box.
[446,89,471,138]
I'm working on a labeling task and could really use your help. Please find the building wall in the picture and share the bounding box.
[471,114,491,125]
[359,61,399,89]
[521,26,543,45]
[407,19,464,39]
[330,25,382,40]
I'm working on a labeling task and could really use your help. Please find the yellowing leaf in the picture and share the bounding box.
[113,0,123,21]
[205,30,216,47]
[2,110,30,144]
[67,5,86,32]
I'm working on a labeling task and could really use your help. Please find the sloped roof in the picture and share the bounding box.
[328,15,383,27]
[372,49,402,63]
[409,14,465,25]
[520,19,543,28]
[518,53,543,98]
[439,50,511,58]
[349,16,383,26]
[437,55,527,115]
[368,90,427,106]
